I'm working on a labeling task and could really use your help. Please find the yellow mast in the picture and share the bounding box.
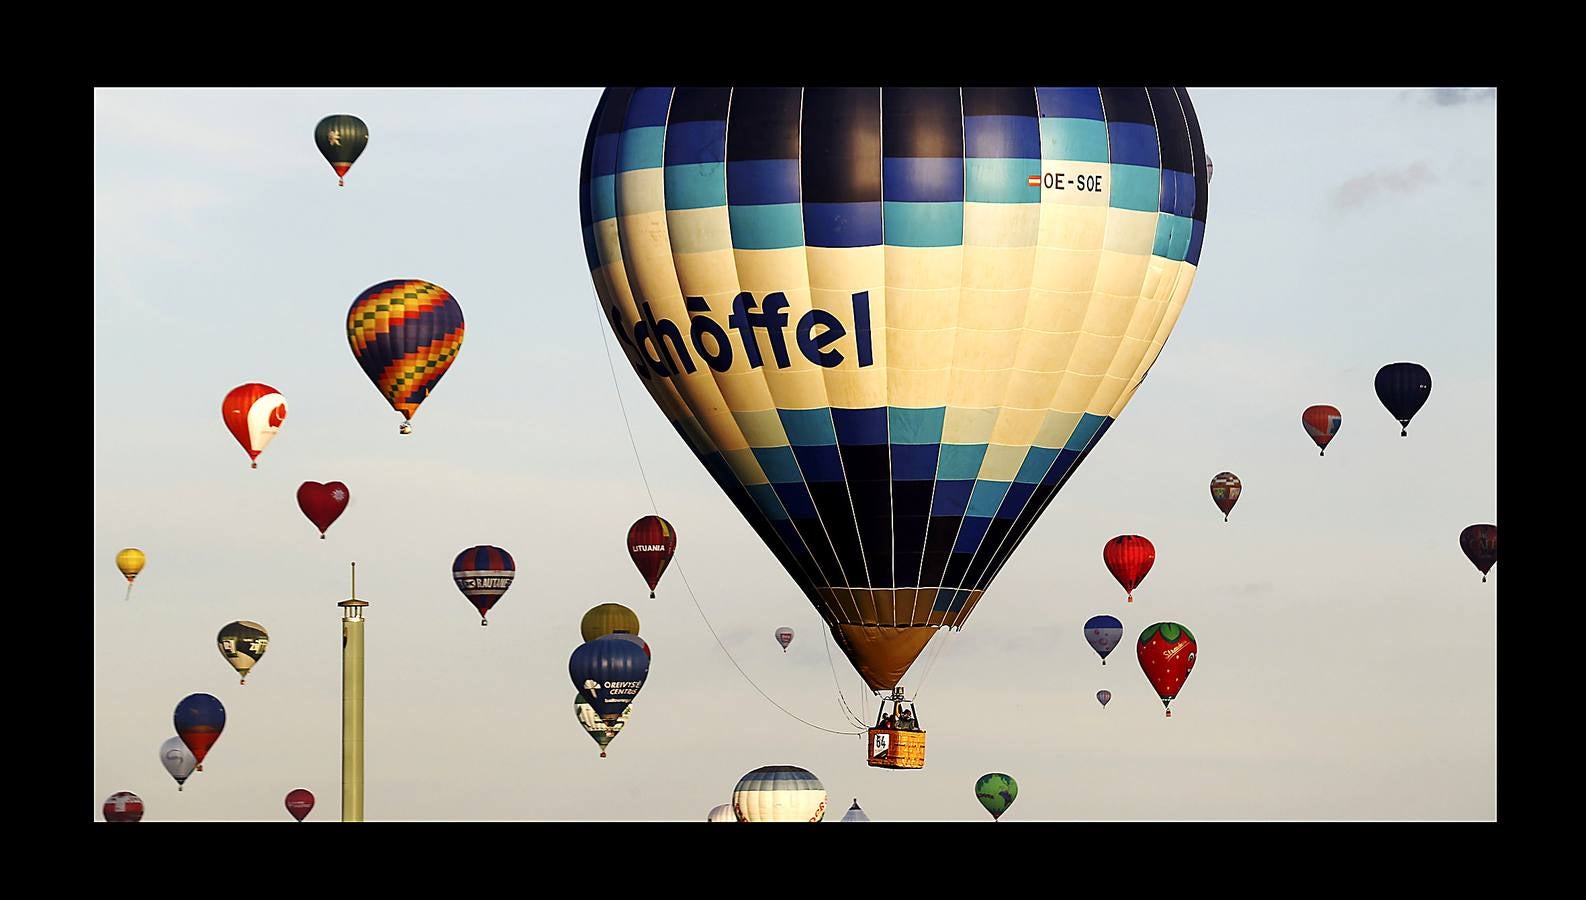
[339,562,368,822]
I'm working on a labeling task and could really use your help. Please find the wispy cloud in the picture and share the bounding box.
[1407,88,1496,107]
[1331,162,1436,211]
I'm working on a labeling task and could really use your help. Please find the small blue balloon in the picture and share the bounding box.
[1084,615,1124,664]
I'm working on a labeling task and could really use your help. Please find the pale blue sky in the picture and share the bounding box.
[95,87,1496,821]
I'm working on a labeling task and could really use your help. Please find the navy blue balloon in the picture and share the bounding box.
[570,635,650,722]
[1083,615,1124,664]
[1374,362,1431,437]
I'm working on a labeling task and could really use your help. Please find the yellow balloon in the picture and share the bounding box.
[116,548,145,600]
[580,87,1210,692]
[580,604,640,643]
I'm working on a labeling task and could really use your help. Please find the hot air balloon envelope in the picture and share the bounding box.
[775,627,795,651]
[174,693,226,765]
[1374,362,1431,436]
[160,736,196,790]
[285,789,315,822]
[975,773,1018,821]
[575,693,633,755]
[222,383,286,468]
[103,792,144,823]
[1084,614,1123,663]
[1104,536,1155,602]
[1303,405,1342,455]
[315,114,369,186]
[217,621,269,684]
[452,545,515,624]
[570,635,650,722]
[732,765,827,822]
[347,280,464,432]
[1138,622,1197,715]
[581,603,641,642]
[580,86,1212,694]
[297,482,349,538]
[1096,689,1112,707]
[1460,524,1497,580]
[1210,472,1241,520]
[627,515,677,596]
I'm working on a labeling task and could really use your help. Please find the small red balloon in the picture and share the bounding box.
[103,791,144,823]
[627,516,677,598]
[285,788,315,822]
[1103,535,1155,603]
[297,482,350,539]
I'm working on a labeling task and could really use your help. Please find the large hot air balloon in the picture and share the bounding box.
[160,736,196,791]
[297,482,349,539]
[347,280,465,435]
[707,803,737,822]
[581,603,640,642]
[1137,622,1196,717]
[732,765,827,822]
[1104,536,1155,603]
[1302,405,1341,456]
[314,115,368,187]
[285,789,315,822]
[1460,524,1497,582]
[1084,614,1123,664]
[1209,472,1241,522]
[222,383,287,468]
[217,621,269,684]
[116,548,145,601]
[627,515,677,598]
[103,792,144,823]
[580,86,1211,699]
[174,693,225,771]
[1375,362,1431,437]
[570,635,650,723]
[975,773,1018,821]
[1096,689,1112,708]
[775,627,795,652]
[575,693,633,757]
[452,545,515,625]
[840,799,872,822]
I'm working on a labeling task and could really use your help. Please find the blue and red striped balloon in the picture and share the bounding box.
[452,545,515,625]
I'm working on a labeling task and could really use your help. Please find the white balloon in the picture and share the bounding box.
[732,765,827,823]
[706,803,736,822]
[160,736,197,790]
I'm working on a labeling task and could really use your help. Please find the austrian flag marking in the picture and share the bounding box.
[1027,175,1042,187]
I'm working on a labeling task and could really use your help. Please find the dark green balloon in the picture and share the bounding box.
[314,115,369,185]
[975,773,1018,820]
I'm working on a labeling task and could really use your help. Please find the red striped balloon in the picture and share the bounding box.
[1103,535,1155,603]
[627,516,677,598]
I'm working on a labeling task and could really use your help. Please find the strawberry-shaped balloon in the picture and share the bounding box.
[297,481,350,539]
[1137,622,1197,717]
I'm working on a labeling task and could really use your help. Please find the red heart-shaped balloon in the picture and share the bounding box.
[297,481,349,538]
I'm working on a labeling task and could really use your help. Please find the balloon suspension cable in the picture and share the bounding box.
[593,305,861,737]
[821,626,872,729]
[125,584,132,602]
[912,626,954,703]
